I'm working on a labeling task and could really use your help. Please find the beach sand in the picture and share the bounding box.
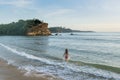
[0,59,62,80]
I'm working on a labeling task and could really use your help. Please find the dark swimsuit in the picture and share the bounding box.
[65,55,68,59]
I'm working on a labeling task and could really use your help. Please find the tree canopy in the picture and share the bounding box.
[0,19,43,35]
[49,27,72,33]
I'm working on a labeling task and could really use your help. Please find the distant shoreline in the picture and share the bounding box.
[51,31,95,33]
[49,27,95,33]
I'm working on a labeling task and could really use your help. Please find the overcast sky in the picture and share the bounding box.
[0,0,120,32]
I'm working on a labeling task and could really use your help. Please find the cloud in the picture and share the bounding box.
[0,0,33,7]
[45,9,74,17]
[102,0,120,11]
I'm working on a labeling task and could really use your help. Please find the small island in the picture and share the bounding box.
[0,19,51,36]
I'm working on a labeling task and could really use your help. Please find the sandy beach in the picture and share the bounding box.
[0,59,62,80]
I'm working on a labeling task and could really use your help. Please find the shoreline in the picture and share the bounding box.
[0,59,62,80]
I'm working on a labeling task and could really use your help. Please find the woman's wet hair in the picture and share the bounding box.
[65,48,68,54]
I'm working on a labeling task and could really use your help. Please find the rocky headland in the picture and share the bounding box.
[27,22,51,36]
[0,19,51,36]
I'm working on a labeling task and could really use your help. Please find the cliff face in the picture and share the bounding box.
[27,23,51,36]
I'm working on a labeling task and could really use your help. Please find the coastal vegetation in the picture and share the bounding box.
[0,19,94,36]
[49,27,94,33]
[49,27,72,33]
[0,19,51,36]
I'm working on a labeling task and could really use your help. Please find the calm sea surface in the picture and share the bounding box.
[0,32,120,80]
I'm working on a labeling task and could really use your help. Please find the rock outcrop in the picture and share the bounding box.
[27,22,51,36]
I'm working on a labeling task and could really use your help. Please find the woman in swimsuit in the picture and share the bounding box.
[64,49,69,61]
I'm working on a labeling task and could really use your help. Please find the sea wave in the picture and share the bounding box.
[0,43,120,80]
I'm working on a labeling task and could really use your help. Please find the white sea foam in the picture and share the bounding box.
[0,43,54,65]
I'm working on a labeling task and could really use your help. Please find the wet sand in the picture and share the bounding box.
[0,59,62,80]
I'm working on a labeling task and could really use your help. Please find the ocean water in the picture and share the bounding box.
[0,32,120,80]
